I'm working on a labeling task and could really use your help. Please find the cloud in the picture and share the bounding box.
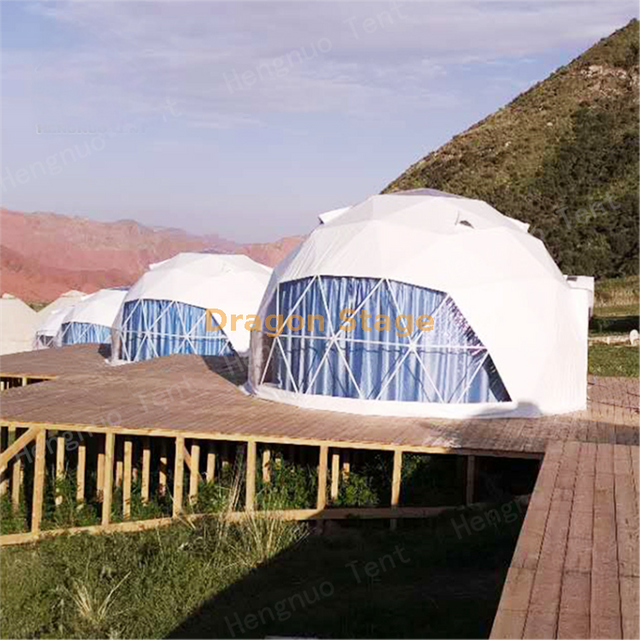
[5,0,639,131]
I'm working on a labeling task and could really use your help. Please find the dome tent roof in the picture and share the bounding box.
[114,253,272,356]
[0,294,38,355]
[59,288,128,330]
[251,190,589,418]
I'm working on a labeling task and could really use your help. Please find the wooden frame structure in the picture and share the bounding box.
[0,422,493,546]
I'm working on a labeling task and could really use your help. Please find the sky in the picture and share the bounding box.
[1,0,638,242]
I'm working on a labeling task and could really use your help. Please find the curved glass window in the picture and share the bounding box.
[60,322,111,345]
[258,276,509,403]
[117,299,234,361]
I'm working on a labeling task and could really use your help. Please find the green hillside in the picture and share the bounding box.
[384,20,639,279]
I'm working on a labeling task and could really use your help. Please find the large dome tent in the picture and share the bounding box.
[111,253,272,362]
[0,294,38,355]
[34,307,71,349]
[56,288,128,346]
[248,189,590,418]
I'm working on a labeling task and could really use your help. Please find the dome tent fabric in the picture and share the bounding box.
[34,307,71,349]
[56,288,128,346]
[248,189,590,418]
[35,290,86,348]
[0,294,38,355]
[37,290,86,324]
[111,253,272,362]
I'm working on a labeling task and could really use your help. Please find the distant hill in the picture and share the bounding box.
[0,208,302,302]
[384,20,639,279]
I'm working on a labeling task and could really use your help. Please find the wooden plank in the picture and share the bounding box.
[245,441,256,512]
[123,437,132,519]
[0,426,41,469]
[330,451,340,501]
[466,454,476,504]
[391,449,403,507]
[173,436,184,516]
[102,433,115,526]
[159,438,168,496]
[620,574,639,639]
[317,444,328,510]
[262,447,271,484]
[206,442,216,482]
[31,429,46,533]
[342,450,350,480]
[115,438,123,488]
[189,441,200,503]
[76,440,86,503]
[96,439,105,500]
[0,427,7,496]
[11,430,22,511]
[490,609,526,639]
[55,434,65,507]
[141,436,150,504]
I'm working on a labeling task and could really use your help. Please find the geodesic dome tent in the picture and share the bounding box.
[0,294,38,355]
[111,253,272,362]
[37,290,86,325]
[56,288,128,346]
[248,189,590,418]
[34,307,71,349]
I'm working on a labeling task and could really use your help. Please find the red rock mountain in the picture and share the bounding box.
[0,208,303,302]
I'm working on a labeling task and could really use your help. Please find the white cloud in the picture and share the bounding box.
[6,0,638,130]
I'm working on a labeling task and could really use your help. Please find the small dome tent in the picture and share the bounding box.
[111,253,272,362]
[34,290,86,348]
[56,288,128,346]
[0,294,38,355]
[248,189,590,418]
[37,290,86,324]
[34,307,71,349]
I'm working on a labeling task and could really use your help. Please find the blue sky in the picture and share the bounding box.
[1,1,637,242]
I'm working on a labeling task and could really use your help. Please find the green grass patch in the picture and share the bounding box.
[0,501,525,639]
[589,344,639,377]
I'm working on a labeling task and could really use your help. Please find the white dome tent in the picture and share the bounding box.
[37,290,86,325]
[111,253,272,362]
[34,308,71,349]
[0,294,38,355]
[248,189,590,418]
[34,290,86,348]
[56,288,128,346]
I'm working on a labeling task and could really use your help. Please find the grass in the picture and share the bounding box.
[0,500,525,639]
[588,343,639,377]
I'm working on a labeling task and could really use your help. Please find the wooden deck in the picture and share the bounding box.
[0,344,112,380]
[490,441,639,639]
[0,346,637,456]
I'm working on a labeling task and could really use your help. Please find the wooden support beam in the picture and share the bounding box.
[391,450,403,507]
[173,436,184,517]
[262,447,271,483]
[0,426,41,469]
[115,438,123,488]
[0,427,8,497]
[97,440,105,501]
[31,429,47,533]
[206,442,216,483]
[21,376,28,387]
[246,441,256,512]
[55,434,65,506]
[317,444,328,510]
[221,442,230,473]
[466,455,476,505]
[141,436,151,504]
[390,449,403,531]
[11,431,23,511]
[76,440,86,504]
[159,439,168,496]
[331,450,340,501]
[123,437,133,519]
[102,433,115,526]
[189,442,200,503]
[342,451,351,481]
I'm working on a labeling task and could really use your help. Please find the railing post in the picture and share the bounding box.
[102,433,115,526]
[173,436,184,517]
[246,441,256,512]
[31,429,46,533]
[317,445,328,510]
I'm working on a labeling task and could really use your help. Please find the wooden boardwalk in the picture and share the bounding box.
[0,346,638,457]
[491,442,639,639]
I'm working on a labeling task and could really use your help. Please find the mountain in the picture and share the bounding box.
[384,20,639,279]
[0,208,302,302]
